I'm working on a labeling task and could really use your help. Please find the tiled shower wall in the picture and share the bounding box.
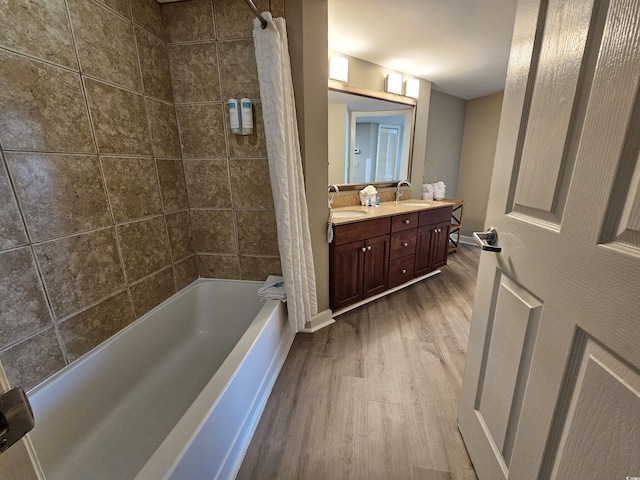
[0,0,283,390]
[161,0,282,280]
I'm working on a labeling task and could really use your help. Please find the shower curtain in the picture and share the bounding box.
[253,13,318,333]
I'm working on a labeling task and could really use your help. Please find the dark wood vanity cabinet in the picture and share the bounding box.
[330,205,452,311]
[330,218,390,311]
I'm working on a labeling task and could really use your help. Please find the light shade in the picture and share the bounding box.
[329,57,349,82]
[385,73,403,95]
[405,78,420,99]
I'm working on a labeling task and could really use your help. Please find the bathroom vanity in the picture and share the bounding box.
[329,201,453,311]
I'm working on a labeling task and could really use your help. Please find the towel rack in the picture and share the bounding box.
[244,0,267,29]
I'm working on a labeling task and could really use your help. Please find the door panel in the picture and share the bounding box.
[414,225,434,277]
[459,0,640,479]
[0,362,44,480]
[362,234,389,298]
[431,222,449,269]
[330,240,364,310]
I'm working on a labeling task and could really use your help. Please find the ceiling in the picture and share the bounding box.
[328,0,519,100]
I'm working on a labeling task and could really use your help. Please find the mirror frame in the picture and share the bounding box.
[328,79,417,191]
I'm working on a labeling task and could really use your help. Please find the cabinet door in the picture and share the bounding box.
[362,234,389,298]
[330,239,364,310]
[414,225,435,277]
[431,221,450,269]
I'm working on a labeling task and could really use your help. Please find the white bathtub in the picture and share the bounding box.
[28,279,294,480]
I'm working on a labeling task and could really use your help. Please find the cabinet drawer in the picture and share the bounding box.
[388,255,415,289]
[391,212,419,232]
[333,217,391,246]
[418,206,452,226]
[390,229,417,260]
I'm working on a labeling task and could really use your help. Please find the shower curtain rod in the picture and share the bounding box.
[243,0,268,29]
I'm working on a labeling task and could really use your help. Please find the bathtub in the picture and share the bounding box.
[28,279,294,480]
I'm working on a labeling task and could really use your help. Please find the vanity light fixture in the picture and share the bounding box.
[329,56,349,82]
[405,78,420,99]
[385,73,403,95]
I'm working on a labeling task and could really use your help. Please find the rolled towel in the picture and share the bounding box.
[258,275,287,302]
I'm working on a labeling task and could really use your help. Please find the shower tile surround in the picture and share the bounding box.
[0,0,280,389]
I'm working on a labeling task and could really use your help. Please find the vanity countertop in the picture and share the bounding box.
[330,200,455,225]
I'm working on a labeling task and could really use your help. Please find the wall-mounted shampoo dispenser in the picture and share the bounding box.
[228,98,254,135]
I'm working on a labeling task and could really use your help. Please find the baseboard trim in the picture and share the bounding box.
[333,270,441,317]
[300,309,335,333]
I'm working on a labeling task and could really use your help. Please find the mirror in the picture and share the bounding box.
[328,85,416,189]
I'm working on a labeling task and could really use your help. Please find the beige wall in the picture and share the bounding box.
[328,50,432,199]
[328,103,347,184]
[423,90,467,198]
[287,0,330,313]
[457,92,504,236]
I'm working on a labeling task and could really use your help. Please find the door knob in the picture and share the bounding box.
[402,242,408,247]
[367,245,372,251]
[401,269,407,274]
[473,227,501,252]
[360,247,367,252]
[403,219,410,224]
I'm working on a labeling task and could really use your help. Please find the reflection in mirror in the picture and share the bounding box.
[328,88,415,188]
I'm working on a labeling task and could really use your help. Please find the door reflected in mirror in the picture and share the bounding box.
[328,87,415,188]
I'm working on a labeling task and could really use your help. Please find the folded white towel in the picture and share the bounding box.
[258,275,287,302]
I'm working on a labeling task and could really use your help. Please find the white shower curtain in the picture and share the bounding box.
[253,13,318,333]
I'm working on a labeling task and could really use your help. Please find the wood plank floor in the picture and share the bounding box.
[237,244,480,480]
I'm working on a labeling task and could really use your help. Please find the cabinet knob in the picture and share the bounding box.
[360,247,367,252]
[367,245,372,251]
[403,219,410,224]
[401,269,407,274]
[402,242,408,247]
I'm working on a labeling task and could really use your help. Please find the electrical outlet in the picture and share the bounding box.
[355,160,359,167]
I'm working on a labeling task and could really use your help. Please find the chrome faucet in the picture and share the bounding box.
[396,180,411,203]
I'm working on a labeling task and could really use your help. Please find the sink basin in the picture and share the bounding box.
[332,210,367,218]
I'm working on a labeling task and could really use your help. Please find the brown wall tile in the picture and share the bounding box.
[218,39,260,100]
[191,209,236,253]
[270,0,285,18]
[0,160,28,250]
[166,210,194,261]
[0,50,94,153]
[236,210,279,255]
[67,0,142,92]
[95,0,131,19]
[168,42,220,103]
[85,78,152,156]
[117,216,171,282]
[174,255,198,289]
[136,28,174,102]
[130,267,175,317]
[227,102,268,158]
[176,104,227,158]
[34,229,125,318]
[161,0,215,44]
[59,290,135,363]
[0,247,52,350]
[156,160,189,212]
[6,153,111,242]
[0,0,77,69]
[239,255,281,281]
[146,98,182,158]
[0,328,66,390]
[198,254,241,279]
[230,158,273,209]
[184,159,232,208]
[101,156,162,223]
[214,0,269,39]
[131,0,164,39]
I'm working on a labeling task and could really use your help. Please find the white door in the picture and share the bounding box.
[0,362,44,480]
[375,124,400,181]
[458,0,640,479]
